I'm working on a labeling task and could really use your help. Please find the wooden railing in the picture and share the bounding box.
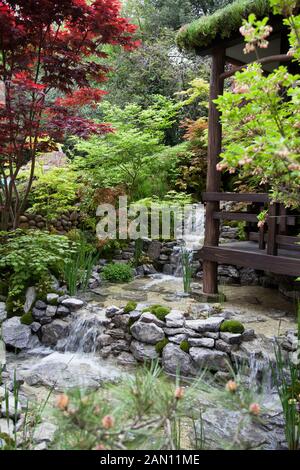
[202,192,299,256]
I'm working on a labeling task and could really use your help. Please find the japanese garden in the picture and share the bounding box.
[0,0,300,454]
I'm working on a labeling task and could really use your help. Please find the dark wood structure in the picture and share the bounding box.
[177,1,300,294]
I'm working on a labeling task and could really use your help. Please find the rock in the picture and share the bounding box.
[30,322,41,333]
[130,321,164,345]
[162,343,196,377]
[33,422,57,444]
[111,340,130,353]
[32,308,52,325]
[135,266,144,276]
[116,352,137,366]
[35,300,47,310]
[203,331,219,339]
[189,348,230,372]
[163,264,173,275]
[105,305,123,318]
[186,316,224,332]
[56,305,70,317]
[168,334,187,344]
[0,339,5,368]
[2,317,40,350]
[41,319,69,347]
[240,267,260,286]
[61,298,84,310]
[0,302,7,322]
[130,340,159,362]
[23,286,37,314]
[46,293,59,305]
[106,328,127,340]
[165,311,185,328]
[111,314,130,329]
[97,334,114,348]
[139,312,165,328]
[218,265,240,280]
[46,305,57,317]
[220,332,242,345]
[241,329,256,342]
[164,327,188,336]
[189,338,214,348]
[129,310,142,322]
[143,264,157,275]
[0,418,14,439]
[34,442,48,451]
[147,240,161,260]
[215,339,233,354]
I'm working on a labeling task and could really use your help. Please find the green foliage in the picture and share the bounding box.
[63,234,98,295]
[155,338,169,354]
[0,230,73,316]
[214,5,300,207]
[52,363,206,450]
[220,320,245,334]
[20,312,34,325]
[101,263,134,283]
[142,304,171,321]
[124,301,138,314]
[27,168,81,220]
[180,340,191,352]
[176,0,271,51]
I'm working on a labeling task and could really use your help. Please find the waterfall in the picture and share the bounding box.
[57,309,106,353]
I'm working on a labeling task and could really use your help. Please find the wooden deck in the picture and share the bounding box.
[200,241,300,277]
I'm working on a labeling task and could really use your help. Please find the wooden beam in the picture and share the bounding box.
[200,246,300,277]
[203,192,269,203]
[213,212,258,222]
[220,54,293,80]
[267,203,279,256]
[203,47,225,295]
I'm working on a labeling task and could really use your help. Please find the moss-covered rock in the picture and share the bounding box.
[180,340,190,353]
[142,304,171,322]
[124,301,137,314]
[220,319,245,334]
[20,312,34,325]
[155,338,169,355]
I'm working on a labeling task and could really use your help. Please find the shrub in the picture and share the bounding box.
[0,230,73,316]
[180,340,190,353]
[101,263,134,283]
[20,312,34,325]
[124,301,137,314]
[142,304,171,321]
[220,320,245,334]
[155,338,169,355]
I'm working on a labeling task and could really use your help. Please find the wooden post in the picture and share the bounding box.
[267,203,279,256]
[203,47,225,294]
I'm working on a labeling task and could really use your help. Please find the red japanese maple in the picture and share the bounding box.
[0,0,138,230]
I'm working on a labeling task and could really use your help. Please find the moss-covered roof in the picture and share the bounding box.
[176,0,279,53]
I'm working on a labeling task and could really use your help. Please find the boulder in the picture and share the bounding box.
[165,311,185,328]
[189,338,214,348]
[35,300,47,310]
[220,332,242,345]
[32,308,52,325]
[105,305,123,318]
[0,302,7,323]
[46,305,57,318]
[46,293,59,305]
[2,317,40,350]
[130,321,164,344]
[130,340,159,362]
[61,298,84,311]
[162,343,196,377]
[23,286,37,314]
[147,240,161,260]
[56,305,70,317]
[33,422,57,444]
[168,334,187,344]
[116,352,137,366]
[41,319,69,347]
[111,314,130,329]
[186,316,224,333]
[97,334,114,348]
[143,264,157,275]
[189,347,230,372]
[215,339,233,354]
[139,312,165,328]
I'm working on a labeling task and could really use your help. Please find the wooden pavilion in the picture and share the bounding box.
[177,0,300,294]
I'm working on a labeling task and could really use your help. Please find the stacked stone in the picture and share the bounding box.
[100,305,257,376]
[1,296,85,350]
[18,210,80,234]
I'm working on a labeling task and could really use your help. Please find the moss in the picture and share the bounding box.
[220,319,245,334]
[142,304,171,321]
[20,312,34,325]
[176,0,274,52]
[180,340,190,353]
[155,338,169,355]
[124,301,137,314]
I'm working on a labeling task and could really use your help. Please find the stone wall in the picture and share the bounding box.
[19,211,80,234]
